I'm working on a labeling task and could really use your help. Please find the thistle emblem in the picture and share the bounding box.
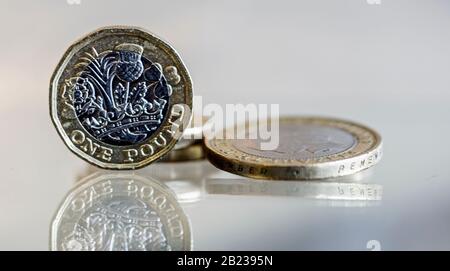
[63,44,173,145]
[115,43,144,82]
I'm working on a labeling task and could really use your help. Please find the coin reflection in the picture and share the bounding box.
[140,161,218,203]
[51,173,192,251]
[144,160,217,181]
[205,170,382,206]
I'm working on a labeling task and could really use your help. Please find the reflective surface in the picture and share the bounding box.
[52,173,192,251]
[1,0,450,250]
[50,162,384,251]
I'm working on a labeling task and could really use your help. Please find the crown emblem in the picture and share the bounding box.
[63,44,173,145]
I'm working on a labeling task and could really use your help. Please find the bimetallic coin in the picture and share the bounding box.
[204,117,383,180]
[51,173,192,251]
[50,26,193,169]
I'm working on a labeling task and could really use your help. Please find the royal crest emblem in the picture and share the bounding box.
[63,43,172,145]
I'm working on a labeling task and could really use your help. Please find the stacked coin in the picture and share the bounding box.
[159,116,210,162]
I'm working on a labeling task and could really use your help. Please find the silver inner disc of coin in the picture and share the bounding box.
[232,123,357,160]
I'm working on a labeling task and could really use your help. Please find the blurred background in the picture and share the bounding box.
[0,0,450,250]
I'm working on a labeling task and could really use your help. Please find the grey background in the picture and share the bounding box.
[0,0,449,250]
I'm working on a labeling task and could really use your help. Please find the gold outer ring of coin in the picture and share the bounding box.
[50,26,193,169]
[204,116,383,180]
